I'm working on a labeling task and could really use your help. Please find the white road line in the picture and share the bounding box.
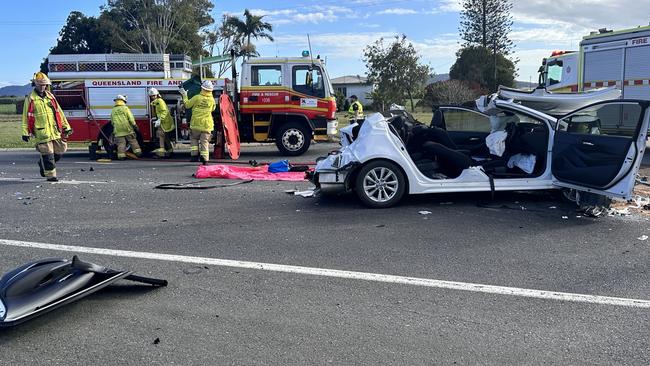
[50,180,108,185]
[0,178,108,185]
[1,238,649,309]
[0,178,44,183]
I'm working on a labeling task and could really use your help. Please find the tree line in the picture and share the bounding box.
[43,0,517,110]
[363,0,517,110]
[41,1,274,77]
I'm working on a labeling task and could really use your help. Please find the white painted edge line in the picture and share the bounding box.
[0,177,108,184]
[2,238,649,309]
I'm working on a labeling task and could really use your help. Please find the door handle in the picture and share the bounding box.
[469,137,481,141]
[291,95,300,101]
[581,140,595,146]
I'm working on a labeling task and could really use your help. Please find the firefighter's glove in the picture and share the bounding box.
[64,128,73,137]
[21,135,30,142]
[179,88,187,97]
[153,119,161,128]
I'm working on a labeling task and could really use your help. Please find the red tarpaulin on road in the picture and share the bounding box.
[194,164,307,181]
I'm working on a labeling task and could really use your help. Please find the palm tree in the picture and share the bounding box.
[225,9,274,58]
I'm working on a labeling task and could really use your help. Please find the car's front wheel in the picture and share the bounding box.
[355,160,406,208]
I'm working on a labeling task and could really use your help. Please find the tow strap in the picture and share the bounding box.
[154,179,253,190]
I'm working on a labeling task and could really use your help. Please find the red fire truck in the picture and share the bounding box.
[47,52,338,158]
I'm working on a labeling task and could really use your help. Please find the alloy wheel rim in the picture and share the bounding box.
[363,167,398,203]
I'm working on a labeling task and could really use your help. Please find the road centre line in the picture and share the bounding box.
[1,238,649,309]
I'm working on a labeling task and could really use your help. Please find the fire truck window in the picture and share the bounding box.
[547,62,563,86]
[251,66,282,86]
[293,66,324,98]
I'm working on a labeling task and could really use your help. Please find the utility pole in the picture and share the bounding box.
[493,38,497,92]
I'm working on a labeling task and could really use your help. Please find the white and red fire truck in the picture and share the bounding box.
[537,25,650,134]
[47,52,338,157]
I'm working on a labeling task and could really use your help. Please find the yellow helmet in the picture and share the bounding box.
[33,72,51,86]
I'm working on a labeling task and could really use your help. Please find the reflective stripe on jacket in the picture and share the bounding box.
[348,100,364,119]
[183,90,215,133]
[21,90,70,143]
[151,97,174,132]
[111,101,137,137]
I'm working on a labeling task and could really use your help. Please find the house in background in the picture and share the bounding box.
[331,75,373,106]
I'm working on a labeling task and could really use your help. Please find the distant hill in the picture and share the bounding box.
[0,84,31,97]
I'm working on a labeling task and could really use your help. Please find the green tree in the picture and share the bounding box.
[459,0,514,56]
[363,35,430,111]
[420,80,482,107]
[99,0,214,59]
[40,11,113,72]
[203,15,244,77]
[449,46,516,92]
[224,9,274,58]
[51,12,113,54]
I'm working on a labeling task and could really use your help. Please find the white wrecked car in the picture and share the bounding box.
[310,97,650,208]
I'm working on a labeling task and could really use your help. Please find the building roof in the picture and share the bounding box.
[331,75,369,85]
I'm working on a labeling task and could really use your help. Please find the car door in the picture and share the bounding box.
[437,106,491,155]
[551,100,650,198]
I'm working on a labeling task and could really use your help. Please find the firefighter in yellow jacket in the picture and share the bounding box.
[111,94,142,160]
[149,88,175,158]
[21,72,73,182]
[180,80,215,164]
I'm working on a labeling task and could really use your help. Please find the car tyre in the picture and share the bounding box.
[275,122,311,156]
[355,160,406,208]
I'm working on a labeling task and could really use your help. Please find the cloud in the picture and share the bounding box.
[435,0,463,13]
[249,6,348,25]
[377,8,418,15]
[258,32,396,60]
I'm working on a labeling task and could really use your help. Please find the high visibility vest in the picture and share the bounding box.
[151,97,174,132]
[111,101,137,137]
[183,90,215,133]
[348,100,364,119]
[26,91,64,135]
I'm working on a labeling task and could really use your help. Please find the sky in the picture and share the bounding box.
[0,0,648,87]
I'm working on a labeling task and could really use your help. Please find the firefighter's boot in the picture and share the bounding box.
[37,159,45,177]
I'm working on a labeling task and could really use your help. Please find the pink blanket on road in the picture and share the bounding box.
[194,164,307,181]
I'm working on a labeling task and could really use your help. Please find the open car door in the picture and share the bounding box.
[436,106,491,154]
[551,100,650,199]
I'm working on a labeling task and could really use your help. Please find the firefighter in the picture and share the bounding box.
[21,72,73,182]
[180,80,215,164]
[347,95,364,123]
[149,88,174,158]
[111,94,142,160]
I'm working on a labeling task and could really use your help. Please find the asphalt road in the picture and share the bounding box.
[0,144,649,365]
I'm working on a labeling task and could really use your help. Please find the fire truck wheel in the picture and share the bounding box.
[275,122,311,156]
